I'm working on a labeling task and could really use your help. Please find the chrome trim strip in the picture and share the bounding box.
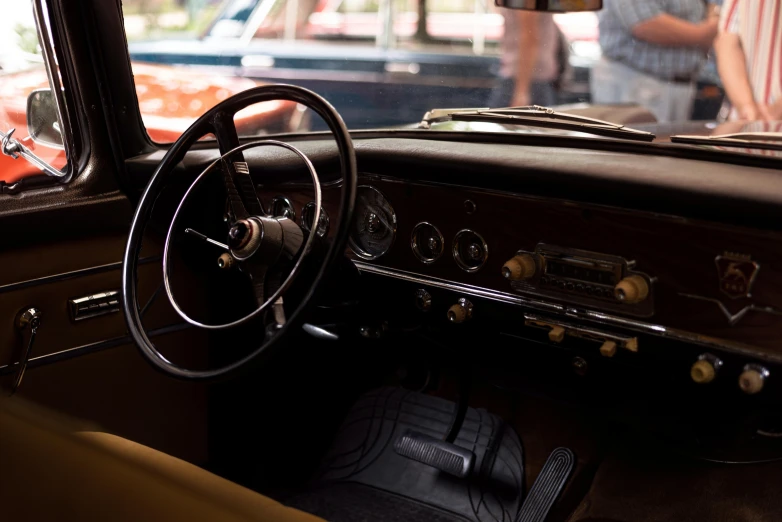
[679,293,782,326]
[353,261,782,364]
[0,323,191,375]
[0,256,161,295]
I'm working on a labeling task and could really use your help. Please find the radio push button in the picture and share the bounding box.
[502,254,536,281]
[614,275,649,304]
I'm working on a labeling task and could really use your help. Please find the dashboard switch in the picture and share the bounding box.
[548,326,565,343]
[614,275,649,304]
[502,254,536,281]
[691,354,722,384]
[739,364,769,395]
[447,298,473,323]
[691,360,716,384]
[599,340,617,357]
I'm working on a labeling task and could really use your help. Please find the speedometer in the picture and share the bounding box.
[349,185,396,260]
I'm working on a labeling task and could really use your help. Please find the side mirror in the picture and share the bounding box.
[26,88,63,149]
[495,0,602,12]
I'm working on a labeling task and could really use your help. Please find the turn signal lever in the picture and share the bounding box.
[8,307,41,396]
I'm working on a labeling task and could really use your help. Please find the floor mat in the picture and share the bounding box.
[290,483,469,522]
[289,387,524,522]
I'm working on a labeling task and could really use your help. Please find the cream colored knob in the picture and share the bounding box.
[217,253,234,270]
[614,275,649,304]
[691,360,716,384]
[599,340,617,358]
[502,254,536,281]
[447,298,473,323]
[739,368,766,395]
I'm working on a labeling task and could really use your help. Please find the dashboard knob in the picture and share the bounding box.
[217,253,234,270]
[447,298,473,323]
[739,365,768,395]
[614,275,649,304]
[691,360,716,384]
[502,254,536,281]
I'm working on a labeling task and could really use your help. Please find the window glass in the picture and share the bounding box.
[0,1,68,186]
[124,0,725,142]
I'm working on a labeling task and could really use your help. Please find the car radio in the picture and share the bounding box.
[502,243,654,317]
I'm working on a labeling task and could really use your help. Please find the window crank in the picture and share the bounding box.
[9,307,41,396]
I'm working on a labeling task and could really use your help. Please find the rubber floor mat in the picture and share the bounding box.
[290,387,524,522]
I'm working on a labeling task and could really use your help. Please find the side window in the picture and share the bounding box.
[0,0,70,189]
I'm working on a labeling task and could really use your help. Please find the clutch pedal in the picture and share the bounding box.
[394,429,475,478]
[516,447,575,522]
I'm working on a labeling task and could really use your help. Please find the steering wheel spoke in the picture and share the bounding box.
[211,111,265,219]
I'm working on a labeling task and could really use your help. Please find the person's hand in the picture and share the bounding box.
[511,90,531,108]
[737,103,773,121]
[767,99,782,121]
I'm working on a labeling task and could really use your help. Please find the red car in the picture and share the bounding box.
[0,62,299,184]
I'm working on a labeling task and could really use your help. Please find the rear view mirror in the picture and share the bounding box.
[26,88,63,149]
[495,0,602,12]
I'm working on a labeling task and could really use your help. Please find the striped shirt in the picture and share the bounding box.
[719,0,782,109]
[598,0,709,80]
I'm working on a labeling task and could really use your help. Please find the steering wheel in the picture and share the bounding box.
[122,85,357,380]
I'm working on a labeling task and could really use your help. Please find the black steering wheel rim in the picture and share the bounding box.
[122,84,357,381]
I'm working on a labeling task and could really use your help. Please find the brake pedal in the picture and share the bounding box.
[393,429,475,478]
[516,447,575,522]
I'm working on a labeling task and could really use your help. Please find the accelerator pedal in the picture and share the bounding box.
[394,430,475,478]
[516,447,575,522]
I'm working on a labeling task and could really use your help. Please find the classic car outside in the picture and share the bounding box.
[128,0,722,128]
[0,62,298,185]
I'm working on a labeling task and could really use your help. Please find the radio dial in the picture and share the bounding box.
[614,275,649,304]
[502,254,536,281]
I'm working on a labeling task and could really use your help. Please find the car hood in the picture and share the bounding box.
[0,62,295,184]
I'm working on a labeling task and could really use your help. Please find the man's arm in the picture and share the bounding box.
[610,0,718,50]
[631,13,718,49]
[511,11,540,107]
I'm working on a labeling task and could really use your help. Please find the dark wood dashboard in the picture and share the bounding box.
[259,173,782,366]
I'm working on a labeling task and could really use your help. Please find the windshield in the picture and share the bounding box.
[118,0,782,157]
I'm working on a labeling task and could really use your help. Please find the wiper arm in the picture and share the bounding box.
[671,132,782,151]
[419,105,656,142]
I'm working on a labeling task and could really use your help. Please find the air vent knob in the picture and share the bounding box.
[614,275,649,304]
[502,254,536,281]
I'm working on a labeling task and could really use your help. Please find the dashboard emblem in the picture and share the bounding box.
[715,253,759,299]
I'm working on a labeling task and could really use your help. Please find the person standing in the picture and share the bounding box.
[488,9,560,108]
[714,0,782,121]
[591,0,719,122]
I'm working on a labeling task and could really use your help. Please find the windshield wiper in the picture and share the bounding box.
[671,132,782,151]
[418,105,656,142]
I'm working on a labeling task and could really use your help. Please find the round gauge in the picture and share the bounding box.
[453,229,488,272]
[269,196,296,220]
[349,185,396,260]
[301,202,330,237]
[411,222,444,264]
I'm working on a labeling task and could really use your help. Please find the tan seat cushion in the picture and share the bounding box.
[0,397,325,522]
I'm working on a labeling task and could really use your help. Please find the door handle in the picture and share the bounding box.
[8,307,41,396]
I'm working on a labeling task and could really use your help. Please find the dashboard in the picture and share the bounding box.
[255,156,782,402]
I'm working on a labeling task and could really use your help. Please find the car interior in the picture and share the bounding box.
[2,1,782,521]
